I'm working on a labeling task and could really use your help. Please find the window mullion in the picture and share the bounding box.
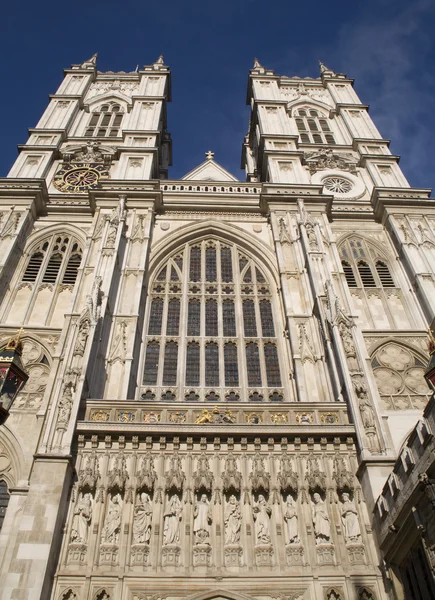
[178,252,188,399]
[234,248,246,400]
[158,281,170,389]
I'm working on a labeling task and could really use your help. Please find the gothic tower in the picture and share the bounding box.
[0,56,433,600]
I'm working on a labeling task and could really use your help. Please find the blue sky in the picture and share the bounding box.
[1,0,435,188]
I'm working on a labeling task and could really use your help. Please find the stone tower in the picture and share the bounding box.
[0,56,433,600]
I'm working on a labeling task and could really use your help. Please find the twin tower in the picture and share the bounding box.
[0,54,434,600]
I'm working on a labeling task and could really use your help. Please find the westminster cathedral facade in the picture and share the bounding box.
[0,54,435,600]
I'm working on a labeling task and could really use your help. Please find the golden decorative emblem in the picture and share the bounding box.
[320,412,338,424]
[117,411,135,423]
[295,412,313,425]
[53,162,109,193]
[168,412,186,424]
[270,412,288,425]
[245,412,262,424]
[91,410,110,422]
[144,412,160,424]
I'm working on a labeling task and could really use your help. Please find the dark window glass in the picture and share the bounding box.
[308,119,319,131]
[255,268,265,283]
[156,267,166,281]
[220,247,233,282]
[189,247,201,281]
[42,253,63,283]
[148,298,164,335]
[174,256,183,271]
[206,299,218,336]
[376,261,395,287]
[342,261,357,288]
[162,341,178,385]
[264,343,281,386]
[113,114,123,126]
[101,114,111,126]
[170,266,179,281]
[143,341,160,385]
[246,343,262,386]
[300,133,310,143]
[187,299,201,336]
[0,480,9,533]
[23,252,44,282]
[243,299,257,337]
[325,134,336,145]
[312,133,322,144]
[62,253,81,284]
[239,256,248,272]
[259,300,275,337]
[89,114,99,126]
[224,342,239,386]
[185,342,200,386]
[205,342,219,386]
[358,261,376,287]
[296,118,306,131]
[309,110,318,117]
[206,246,217,281]
[166,299,180,335]
[223,300,236,337]
[319,119,330,132]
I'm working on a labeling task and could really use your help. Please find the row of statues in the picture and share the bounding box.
[71,491,361,548]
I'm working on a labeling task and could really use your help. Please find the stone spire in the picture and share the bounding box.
[80,53,98,69]
[319,61,336,75]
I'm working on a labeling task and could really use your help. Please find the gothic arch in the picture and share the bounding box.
[336,232,392,262]
[184,588,256,600]
[87,92,132,110]
[23,223,86,256]
[149,219,279,286]
[368,337,428,363]
[287,98,332,114]
[0,423,26,488]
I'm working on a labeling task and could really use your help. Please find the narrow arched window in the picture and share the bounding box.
[85,103,124,138]
[294,108,336,144]
[342,260,357,287]
[22,235,82,287]
[141,240,286,401]
[357,261,376,287]
[0,480,10,532]
[376,261,395,287]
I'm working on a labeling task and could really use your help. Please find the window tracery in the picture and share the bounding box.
[141,239,285,401]
[85,102,124,138]
[22,235,82,288]
[371,343,430,410]
[340,238,394,289]
[294,108,335,145]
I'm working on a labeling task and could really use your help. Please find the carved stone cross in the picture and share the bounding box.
[205,150,214,160]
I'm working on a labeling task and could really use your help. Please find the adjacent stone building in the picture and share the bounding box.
[0,55,434,600]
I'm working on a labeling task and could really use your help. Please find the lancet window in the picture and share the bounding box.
[141,239,285,402]
[340,238,395,289]
[294,108,336,145]
[84,103,123,138]
[22,235,82,287]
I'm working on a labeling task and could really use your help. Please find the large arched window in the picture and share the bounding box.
[294,108,336,145]
[141,239,286,402]
[84,102,124,138]
[22,235,82,287]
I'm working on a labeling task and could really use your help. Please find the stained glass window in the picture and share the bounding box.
[223,300,236,337]
[264,343,281,387]
[186,342,200,386]
[259,300,275,337]
[162,341,178,385]
[189,247,201,282]
[166,299,180,335]
[221,247,233,282]
[206,299,218,337]
[224,342,239,386]
[148,298,164,335]
[243,300,257,337]
[246,343,262,386]
[205,342,219,386]
[206,246,217,282]
[188,299,201,336]
[143,341,160,385]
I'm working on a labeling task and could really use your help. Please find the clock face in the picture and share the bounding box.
[53,162,110,193]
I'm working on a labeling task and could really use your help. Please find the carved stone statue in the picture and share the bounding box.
[312,493,331,545]
[163,494,182,545]
[193,494,212,544]
[283,495,299,544]
[253,494,272,544]
[340,493,361,543]
[57,383,74,427]
[78,452,100,491]
[73,318,90,357]
[70,493,92,543]
[338,321,359,371]
[358,394,376,429]
[133,492,152,544]
[102,494,122,544]
[224,495,242,545]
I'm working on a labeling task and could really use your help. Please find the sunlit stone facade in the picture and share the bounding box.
[0,55,434,600]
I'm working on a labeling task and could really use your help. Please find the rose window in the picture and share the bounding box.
[323,177,353,194]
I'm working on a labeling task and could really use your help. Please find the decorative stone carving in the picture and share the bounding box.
[325,588,342,600]
[61,141,116,165]
[253,494,272,544]
[107,453,129,492]
[340,493,361,543]
[78,452,100,492]
[1,212,21,237]
[332,454,354,492]
[136,452,157,493]
[88,79,139,96]
[70,493,92,543]
[162,544,180,566]
[195,406,235,424]
[311,493,331,544]
[255,543,273,566]
[163,494,182,545]
[133,492,152,544]
[106,196,126,247]
[101,493,122,544]
[87,276,103,325]
[250,452,270,492]
[221,452,242,492]
[73,318,90,357]
[277,452,299,493]
[285,545,305,566]
[278,217,293,244]
[316,544,335,565]
[193,544,211,567]
[224,494,242,544]
[298,322,316,363]
[358,587,376,600]
[283,494,300,544]
[56,380,75,429]
[165,453,185,491]
[352,375,381,452]
[305,454,326,492]
[193,494,212,544]
[193,453,213,492]
[131,543,150,566]
[338,321,360,372]
[304,148,358,175]
[348,544,366,565]
[109,320,127,363]
[224,544,243,566]
[131,215,145,241]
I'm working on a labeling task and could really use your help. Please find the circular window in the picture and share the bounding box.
[323,177,353,194]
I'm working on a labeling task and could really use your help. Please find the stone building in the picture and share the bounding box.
[0,55,434,600]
